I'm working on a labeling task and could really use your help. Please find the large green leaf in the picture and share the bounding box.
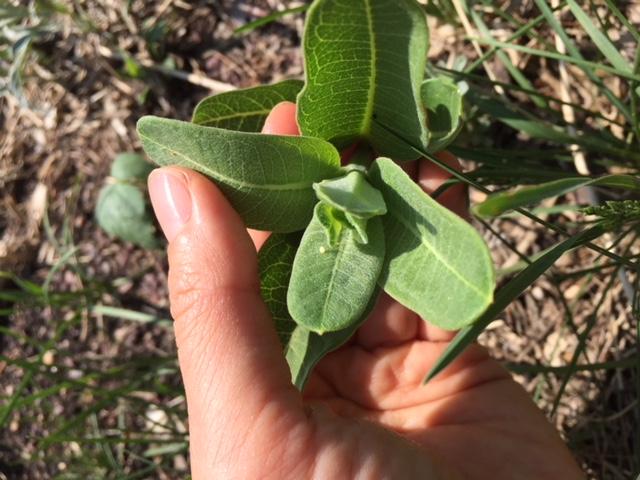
[137,116,342,233]
[192,80,304,132]
[421,78,463,152]
[370,158,494,330]
[258,233,300,346]
[286,288,381,390]
[297,0,429,160]
[474,175,640,218]
[288,204,385,333]
[95,183,159,249]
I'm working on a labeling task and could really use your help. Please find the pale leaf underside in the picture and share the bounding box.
[371,158,494,329]
[288,205,385,333]
[137,116,342,233]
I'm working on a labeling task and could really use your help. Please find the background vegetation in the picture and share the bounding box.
[0,1,638,478]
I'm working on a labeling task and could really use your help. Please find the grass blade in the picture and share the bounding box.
[473,36,640,83]
[424,224,605,383]
[532,0,632,122]
[474,175,640,218]
[234,5,309,35]
[566,0,631,74]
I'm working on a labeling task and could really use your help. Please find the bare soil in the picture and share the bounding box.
[1,1,638,478]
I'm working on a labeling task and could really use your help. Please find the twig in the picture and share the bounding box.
[551,0,590,176]
[450,0,504,95]
[96,45,236,93]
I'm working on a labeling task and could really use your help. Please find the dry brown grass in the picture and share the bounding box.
[0,0,638,478]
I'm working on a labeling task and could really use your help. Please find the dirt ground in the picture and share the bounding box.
[1,1,638,478]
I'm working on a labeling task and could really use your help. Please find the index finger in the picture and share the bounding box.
[248,102,302,250]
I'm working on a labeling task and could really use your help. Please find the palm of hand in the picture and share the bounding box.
[294,294,582,479]
[249,103,582,479]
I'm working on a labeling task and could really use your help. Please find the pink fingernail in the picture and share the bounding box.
[148,169,192,242]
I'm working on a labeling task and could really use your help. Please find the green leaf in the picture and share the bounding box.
[110,152,154,181]
[370,158,494,330]
[297,0,430,160]
[286,288,381,390]
[192,80,304,132]
[425,225,606,383]
[313,170,387,218]
[258,233,301,346]
[137,116,342,233]
[421,78,463,152]
[474,175,640,218]
[288,204,385,333]
[95,183,159,249]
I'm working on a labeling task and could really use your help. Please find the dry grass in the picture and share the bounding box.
[0,0,638,478]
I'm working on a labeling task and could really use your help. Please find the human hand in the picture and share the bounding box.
[147,102,584,479]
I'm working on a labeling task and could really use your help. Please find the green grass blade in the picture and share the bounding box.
[465,11,547,74]
[234,5,309,35]
[468,7,547,108]
[475,175,640,217]
[550,234,636,414]
[474,36,640,83]
[566,0,632,74]
[439,66,628,129]
[507,355,639,375]
[92,305,171,326]
[467,91,640,162]
[602,0,640,44]
[532,0,632,122]
[424,224,606,383]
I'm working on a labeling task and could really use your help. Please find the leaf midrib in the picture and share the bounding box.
[362,0,376,136]
[197,108,272,124]
[390,211,490,302]
[140,133,317,192]
[320,229,348,328]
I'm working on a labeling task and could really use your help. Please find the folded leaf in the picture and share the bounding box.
[287,288,381,390]
[297,0,430,160]
[288,204,385,333]
[137,116,342,233]
[370,158,494,330]
[192,80,304,132]
[258,233,301,346]
[314,170,387,218]
[421,78,463,152]
[474,175,640,218]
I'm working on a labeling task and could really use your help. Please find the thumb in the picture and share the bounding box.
[148,167,305,477]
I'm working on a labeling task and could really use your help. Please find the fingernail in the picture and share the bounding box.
[148,169,192,242]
